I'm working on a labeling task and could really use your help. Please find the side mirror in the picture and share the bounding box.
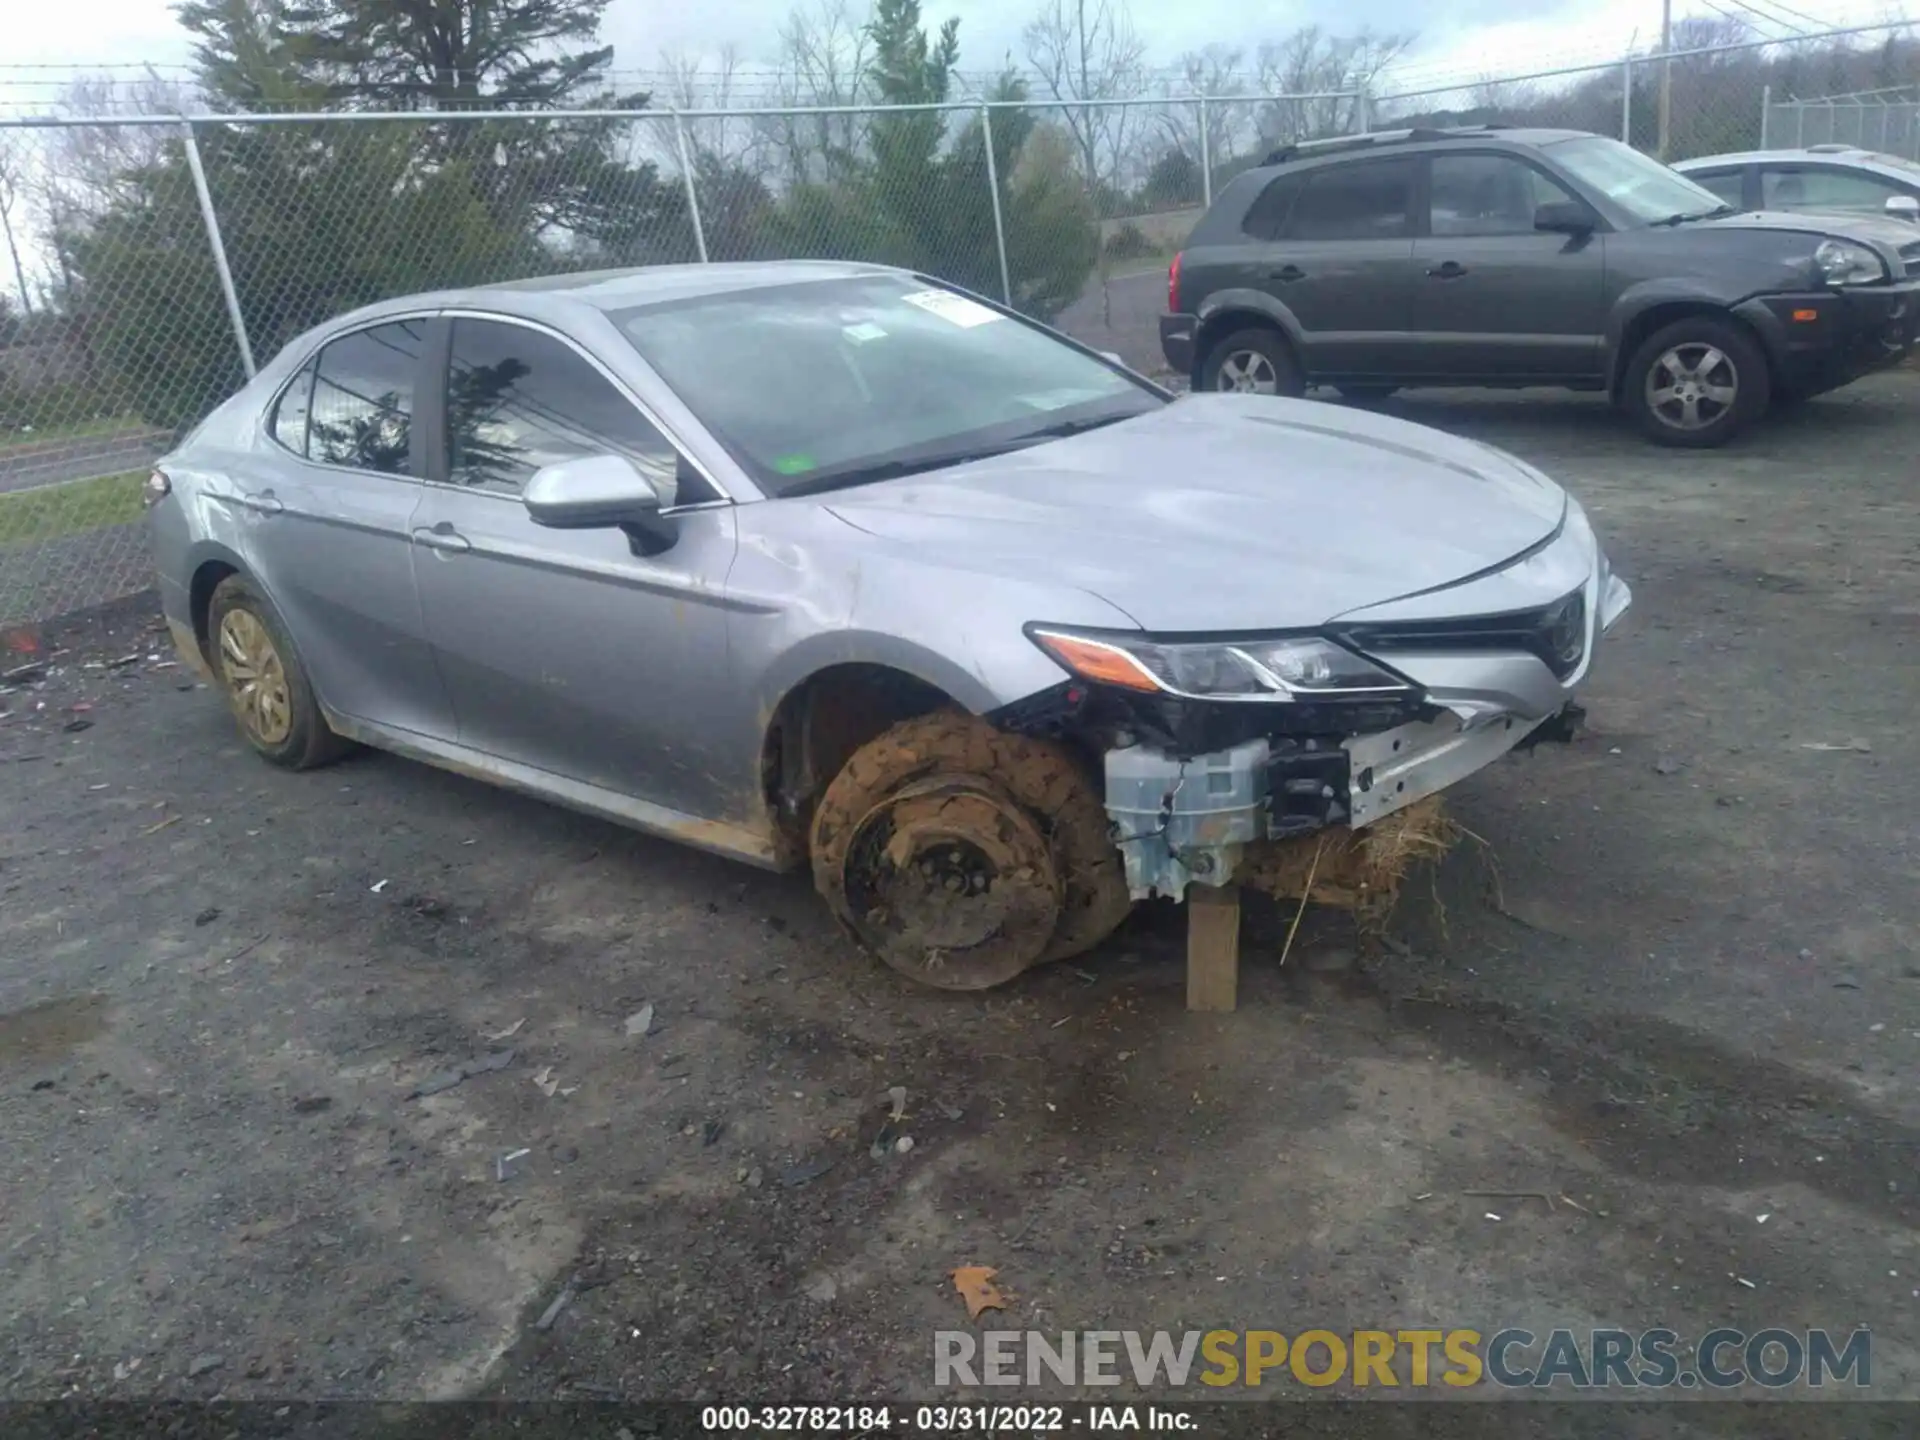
[1886,194,1920,222]
[523,454,662,530]
[1535,200,1600,234]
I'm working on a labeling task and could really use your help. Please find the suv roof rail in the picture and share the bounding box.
[1259,124,1514,167]
[1806,142,1859,153]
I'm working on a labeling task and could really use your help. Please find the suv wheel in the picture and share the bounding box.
[1623,317,1769,448]
[1199,328,1305,398]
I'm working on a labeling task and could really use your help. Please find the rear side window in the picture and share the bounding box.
[1286,159,1415,241]
[269,358,315,455]
[1242,174,1304,240]
[1763,165,1908,211]
[308,320,427,475]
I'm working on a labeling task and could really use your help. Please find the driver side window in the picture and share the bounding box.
[442,318,716,505]
[1429,154,1577,237]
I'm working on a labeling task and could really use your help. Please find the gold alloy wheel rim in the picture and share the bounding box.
[217,608,293,746]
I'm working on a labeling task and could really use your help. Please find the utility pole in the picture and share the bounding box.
[1657,0,1673,159]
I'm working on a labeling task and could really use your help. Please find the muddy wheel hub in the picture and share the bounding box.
[838,776,1063,990]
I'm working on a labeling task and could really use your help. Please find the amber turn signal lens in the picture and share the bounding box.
[1791,308,1820,323]
[1030,631,1162,693]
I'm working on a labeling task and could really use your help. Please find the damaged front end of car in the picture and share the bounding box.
[994,517,1633,910]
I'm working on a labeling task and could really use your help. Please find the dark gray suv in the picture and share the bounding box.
[1160,126,1920,446]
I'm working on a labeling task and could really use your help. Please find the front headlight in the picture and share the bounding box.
[1028,627,1413,702]
[1814,238,1886,286]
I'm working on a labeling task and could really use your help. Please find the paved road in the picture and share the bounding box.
[0,429,171,496]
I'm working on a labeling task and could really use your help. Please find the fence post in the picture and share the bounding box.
[672,111,709,264]
[1621,56,1634,144]
[1353,85,1372,135]
[980,104,1012,307]
[179,119,256,380]
[1759,83,1770,147]
[1199,97,1213,209]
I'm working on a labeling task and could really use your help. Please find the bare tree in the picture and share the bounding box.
[659,45,761,173]
[1253,27,1411,146]
[0,134,33,314]
[1155,44,1246,183]
[763,0,874,184]
[1022,0,1149,208]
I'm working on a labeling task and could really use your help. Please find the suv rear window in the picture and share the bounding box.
[1286,158,1415,241]
[1242,174,1304,240]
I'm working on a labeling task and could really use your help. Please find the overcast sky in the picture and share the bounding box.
[1,0,1910,106]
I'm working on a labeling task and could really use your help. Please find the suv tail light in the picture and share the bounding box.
[1167,251,1183,313]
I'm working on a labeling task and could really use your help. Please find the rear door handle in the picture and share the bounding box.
[1426,261,1469,280]
[412,524,470,554]
[237,490,283,514]
[1267,264,1306,282]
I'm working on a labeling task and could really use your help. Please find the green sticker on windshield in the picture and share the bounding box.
[773,454,817,475]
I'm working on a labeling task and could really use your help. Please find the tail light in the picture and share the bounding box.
[142,468,172,508]
[1167,251,1183,313]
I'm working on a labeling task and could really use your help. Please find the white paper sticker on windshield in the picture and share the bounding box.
[842,321,888,343]
[901,289,1003,328]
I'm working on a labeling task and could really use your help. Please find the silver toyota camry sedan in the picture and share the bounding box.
[146,259,1631,989]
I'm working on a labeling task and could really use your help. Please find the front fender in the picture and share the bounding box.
[1605,278,1740,376]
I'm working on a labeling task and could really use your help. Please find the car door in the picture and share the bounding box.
[244,317,453,738]
[408,313,742,821]
[1241,157,1419,378]
[1409,151,1608,381]
[1759,162,1920,223]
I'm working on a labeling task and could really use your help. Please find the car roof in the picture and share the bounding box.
[1255,125,1598,171]
[323,259,912,331]
[1675,146,1920,178]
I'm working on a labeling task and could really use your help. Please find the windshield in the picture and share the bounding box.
[1543,135,1731,224]
[613,276,1159,496]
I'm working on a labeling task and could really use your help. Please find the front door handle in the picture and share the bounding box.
[1426,260,1469,280]
[412,524,470,554]
[1267,264,1306,283]
[237,490,283,514]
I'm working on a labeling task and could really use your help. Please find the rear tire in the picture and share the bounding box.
[207,574,350,770]
[1198,327,1306,398]
[809,712,1131,990]
[1622,316,1769,448]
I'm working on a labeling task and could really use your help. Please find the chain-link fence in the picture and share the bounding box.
[0,89,1370,628]
[0,16,1914,628]
[1765,88,1920,159]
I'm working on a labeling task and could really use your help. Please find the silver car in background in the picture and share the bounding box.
[145,260,1631,989]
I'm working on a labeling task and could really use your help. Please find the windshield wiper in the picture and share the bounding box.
[776,411,1143,498]
[777,446,1034,497]
[1649,203,1738,227]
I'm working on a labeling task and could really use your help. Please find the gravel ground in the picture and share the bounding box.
[2,372,1919,1423]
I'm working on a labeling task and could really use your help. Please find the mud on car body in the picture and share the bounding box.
[145,259,1629,993]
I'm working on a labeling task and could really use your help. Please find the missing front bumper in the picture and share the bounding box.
[1103,703,1580,899]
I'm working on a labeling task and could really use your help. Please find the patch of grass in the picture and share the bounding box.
[0,471,146,546]
[0,415,153,455]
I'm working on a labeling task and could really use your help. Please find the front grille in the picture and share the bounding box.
[1339,586,1588,681]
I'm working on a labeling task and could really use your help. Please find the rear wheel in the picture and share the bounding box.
[1198,327,1305,398]
[1622,316,1769,448]
[207,574,349,770]
[809,712,1131,990]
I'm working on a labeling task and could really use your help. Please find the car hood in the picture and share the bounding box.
[1706,207,1917,253]
[820,395,1568,632]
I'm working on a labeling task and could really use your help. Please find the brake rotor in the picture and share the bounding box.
[837,774,1064,990]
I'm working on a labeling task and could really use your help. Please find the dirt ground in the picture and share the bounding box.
[4,371,1920,1423]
